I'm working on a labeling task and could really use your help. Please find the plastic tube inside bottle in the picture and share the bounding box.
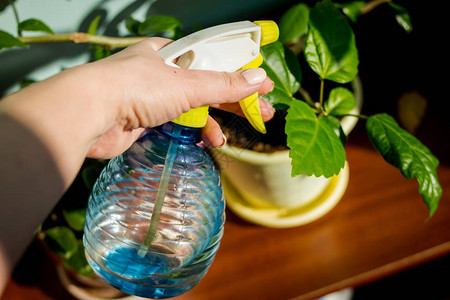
[138,125,182,257]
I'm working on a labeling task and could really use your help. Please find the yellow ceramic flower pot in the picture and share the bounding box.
[212,77,363,227]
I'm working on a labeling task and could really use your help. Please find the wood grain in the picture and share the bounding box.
[2,130,449,300]
[174,133,450,300]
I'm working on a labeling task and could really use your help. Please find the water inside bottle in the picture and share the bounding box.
[89,247,189,298]
[84,124,225,298]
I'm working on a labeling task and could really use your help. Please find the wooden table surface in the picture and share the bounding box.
[2,124,450,300]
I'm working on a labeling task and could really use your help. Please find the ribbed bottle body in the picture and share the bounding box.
[83,124,225,298]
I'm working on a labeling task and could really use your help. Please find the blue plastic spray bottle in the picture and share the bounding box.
[83,20,279,299]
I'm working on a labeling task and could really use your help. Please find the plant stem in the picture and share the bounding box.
[337,113,369,120]
[286,35,306,56]
[360,0,392,15]
[298,87,315,107]
[8,0,21,36]
[18,33,147,50]
[319,79,325,108]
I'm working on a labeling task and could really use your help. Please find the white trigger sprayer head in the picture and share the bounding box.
[157,20,279,133]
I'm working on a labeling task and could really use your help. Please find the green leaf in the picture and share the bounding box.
[279,3,310,43]
[0,30,27,50]
[366,114,442,216]
[262,90,293,109]
[92,46,111,61]
[325,87,356,116]
[284,41,303,85]
[286,100,346,177]
[82,161,104,190]
[139,15,182,38]
[63,208,86,232]
[125,16,141,35]
[260,41,301,107]
[321,114,347,146]
[19,18,54,34]
[0,0,13,12]
[63,241,95,277]
[305,0,359,83]
[337,1,365,22]
[171,26,184,40]
[43,226,78,259]
[19,78,36,89]
[87,15,102,35]
[389,3,413,33]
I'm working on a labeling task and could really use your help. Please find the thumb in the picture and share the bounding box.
[179,68,267,108]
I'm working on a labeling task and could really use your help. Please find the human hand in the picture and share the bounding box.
[85,37,275,159]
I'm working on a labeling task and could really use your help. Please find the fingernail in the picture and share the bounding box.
[269,79,275,92]
[242,68,266,85]
[218,134,227,147]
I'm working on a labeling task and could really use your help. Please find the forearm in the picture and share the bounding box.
[0,63,110,292]
[0,112,65,292]
[1,64,112,185]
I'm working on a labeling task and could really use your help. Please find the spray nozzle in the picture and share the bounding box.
[158,20,279,133]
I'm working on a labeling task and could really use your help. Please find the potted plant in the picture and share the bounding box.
[210,0,442,227]
[0,0,442,294]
